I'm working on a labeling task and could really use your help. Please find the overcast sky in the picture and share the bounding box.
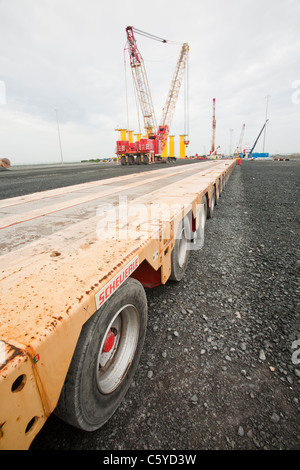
[0,0,299,165]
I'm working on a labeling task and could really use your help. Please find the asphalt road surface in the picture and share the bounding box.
[0,159,199,200]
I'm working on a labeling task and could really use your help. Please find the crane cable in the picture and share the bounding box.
[124,48,130,131]
[132,27,184,45]
[184,55,189,141]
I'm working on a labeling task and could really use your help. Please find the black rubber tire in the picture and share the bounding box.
[207,186,216,219]
[143,155,149,165]
[169,214,191,282]
[54,278,147,431]
[136,155,141,165]
[121,156,126,166]
[128,155,134,165]
[222,175,226,191]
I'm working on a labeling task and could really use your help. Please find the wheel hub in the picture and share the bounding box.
[103,330,115,353]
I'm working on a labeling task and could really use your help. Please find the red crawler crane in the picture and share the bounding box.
[116,26,189,165]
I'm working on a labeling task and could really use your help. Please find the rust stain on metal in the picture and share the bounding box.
[24,344,52,416]
[0,342,27,372]
[44,315,64,331]
[0,421,6,438]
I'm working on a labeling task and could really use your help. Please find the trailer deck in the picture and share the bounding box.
[0,159,235,449]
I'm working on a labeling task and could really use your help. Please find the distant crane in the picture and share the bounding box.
[116,26,189,165]
[210,98,216,154]
[234,123,245,156]
[248,120,269,157]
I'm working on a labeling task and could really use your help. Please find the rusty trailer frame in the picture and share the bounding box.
[0,159,235,449]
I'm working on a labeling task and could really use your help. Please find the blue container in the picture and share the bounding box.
[251,153,269,158]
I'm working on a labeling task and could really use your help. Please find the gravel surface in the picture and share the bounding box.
[30,160,299,450]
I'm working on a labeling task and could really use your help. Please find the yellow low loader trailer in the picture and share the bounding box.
[0,160,235,449]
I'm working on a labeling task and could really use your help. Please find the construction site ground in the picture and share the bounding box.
[2,159,299,451]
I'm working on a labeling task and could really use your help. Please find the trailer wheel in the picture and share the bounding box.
[192,196,207,248]
[207,186,216,219]
[143,155,149,165]
[216,181,220,204]
[55,278,147,431]
[121,156,126,166]
[136,155,141,165]
[128,155,134,165]
[169,215,191,282]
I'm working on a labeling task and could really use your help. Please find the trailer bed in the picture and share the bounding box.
[0,159,235,449]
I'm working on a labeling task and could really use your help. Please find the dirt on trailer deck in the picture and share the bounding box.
[31,160,299,451]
